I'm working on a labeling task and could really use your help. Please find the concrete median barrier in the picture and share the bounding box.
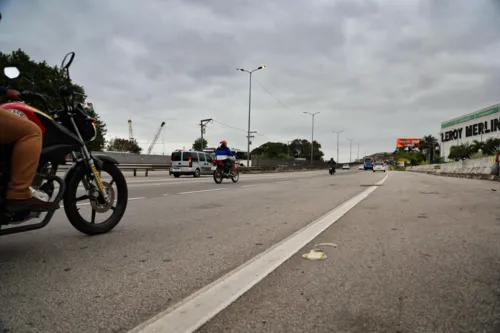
[406,157,500,181]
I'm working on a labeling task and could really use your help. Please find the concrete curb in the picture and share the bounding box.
[406,169,500,182]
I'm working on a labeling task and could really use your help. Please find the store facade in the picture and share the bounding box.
[440,103,500,161]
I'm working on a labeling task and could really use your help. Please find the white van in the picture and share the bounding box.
[169,150,215,178]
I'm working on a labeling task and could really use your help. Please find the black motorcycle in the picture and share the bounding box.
[329,165,336,175]
[0,52,128,236]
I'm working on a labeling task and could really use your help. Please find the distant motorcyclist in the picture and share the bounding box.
[329,158,336,174]
[215,140,235,174]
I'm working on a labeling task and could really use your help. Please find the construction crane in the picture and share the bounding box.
[128,120,133,139]
[147,121,165,155]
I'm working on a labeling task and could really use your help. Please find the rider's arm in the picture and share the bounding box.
[226,148,234,156]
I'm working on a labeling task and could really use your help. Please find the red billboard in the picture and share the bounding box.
[396,138,421,148]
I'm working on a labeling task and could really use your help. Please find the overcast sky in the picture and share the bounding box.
[1,0,500,162]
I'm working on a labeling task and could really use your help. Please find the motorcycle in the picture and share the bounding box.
[212,159,240,184]
[0,52,128,236]
[329,165,336,175]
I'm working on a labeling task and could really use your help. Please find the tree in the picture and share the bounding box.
[192,137,208,151]
[107,138,142,154]
[289,138,324,160]
[419,135,439,162]
[0,49,107,151]
[251,142,290,158]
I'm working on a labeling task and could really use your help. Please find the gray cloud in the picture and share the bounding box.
[1,0,499,161]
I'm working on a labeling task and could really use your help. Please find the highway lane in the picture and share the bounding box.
[0,169,380,333]
[198,172,500,333]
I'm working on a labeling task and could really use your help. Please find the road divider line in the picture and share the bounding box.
[241,184,259,188]
[129,197,146,201]
[178,188,228,195]
[275,180,291,184]
[128,173,389,333]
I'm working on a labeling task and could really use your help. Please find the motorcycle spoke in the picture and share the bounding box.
[90,208,96,224]
[111,206,116,211]
[75,194,89,202]
[109,179,115,187]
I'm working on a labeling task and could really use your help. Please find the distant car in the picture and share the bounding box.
[342,164,350,170]
[373,161,386,172]
[358,164,364,170]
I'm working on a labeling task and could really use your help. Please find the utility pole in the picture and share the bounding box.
[199,118,212,151]
[237,65,266,167]
[303,112,320,164]
[357,143,360,161]
[347,137,354,163]
[333,129,344,163]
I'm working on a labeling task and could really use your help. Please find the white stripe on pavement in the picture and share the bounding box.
[241,184,258,188]
[274,180,291,184]
[128,173,389,333]
[178,188,228,195]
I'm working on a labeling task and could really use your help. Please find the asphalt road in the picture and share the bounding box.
[2,169,500,333]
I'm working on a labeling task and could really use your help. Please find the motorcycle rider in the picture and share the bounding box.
[215,140,236,175]
[0,86,59,212]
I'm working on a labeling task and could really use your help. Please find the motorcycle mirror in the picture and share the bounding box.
[61,52,75,69]
[4,67,20,79]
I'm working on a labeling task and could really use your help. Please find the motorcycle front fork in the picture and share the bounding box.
[72,152,109,202]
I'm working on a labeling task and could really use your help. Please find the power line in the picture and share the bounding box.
[253,77,298,114]
[212,119,248,134]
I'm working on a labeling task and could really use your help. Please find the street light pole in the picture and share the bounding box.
[237,65,266,167]
[303,112,320,164]
[333,129,344,162]
[347,137,354,163]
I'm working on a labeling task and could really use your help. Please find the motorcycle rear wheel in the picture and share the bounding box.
[64,162,128,235]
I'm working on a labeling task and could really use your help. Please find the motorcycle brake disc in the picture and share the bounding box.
[90,181,115,213]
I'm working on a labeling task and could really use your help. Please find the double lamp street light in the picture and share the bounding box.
[237,65,266,167]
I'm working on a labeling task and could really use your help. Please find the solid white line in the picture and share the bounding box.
[178,188,228,195]
[128,173,389,333]
[241,184,258,188]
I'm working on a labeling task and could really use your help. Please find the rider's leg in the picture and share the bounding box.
[0,108,58,211]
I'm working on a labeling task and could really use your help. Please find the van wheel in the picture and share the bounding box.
[173,174,180,178]
[193,169,201,178]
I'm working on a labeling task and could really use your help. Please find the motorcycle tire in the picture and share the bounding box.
[213,169,223,184]
[231,171,240,183]
[64,162,128,235]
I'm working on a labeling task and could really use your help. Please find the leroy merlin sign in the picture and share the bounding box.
[441,105,500,142]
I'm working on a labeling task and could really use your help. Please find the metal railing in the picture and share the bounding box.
[58,163,324,177]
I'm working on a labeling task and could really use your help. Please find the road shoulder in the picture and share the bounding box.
[198,172,500,333]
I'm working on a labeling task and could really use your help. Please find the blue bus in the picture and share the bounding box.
[363,157,374,170]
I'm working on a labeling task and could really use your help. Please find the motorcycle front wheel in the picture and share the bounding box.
[231,170,240,183]
[213,169,224,184]
[64,162,128,235]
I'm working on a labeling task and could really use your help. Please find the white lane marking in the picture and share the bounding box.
[275,180,291,184]
[128,173,389,333]
[162,194,169,196]
[129,197,146,201]
[178,188,228,195]
[241,184,258,188]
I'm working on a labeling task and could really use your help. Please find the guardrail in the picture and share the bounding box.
[59,163,170,177]
[58,163,325,177]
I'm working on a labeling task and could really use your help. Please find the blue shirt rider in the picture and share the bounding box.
[215,140,235,173]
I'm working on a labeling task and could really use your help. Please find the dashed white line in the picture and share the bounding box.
[178,188,228,195]
[241,184,259,188]
[129,197,146,201]
[127,173,389,333]
[275,180,291,184]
